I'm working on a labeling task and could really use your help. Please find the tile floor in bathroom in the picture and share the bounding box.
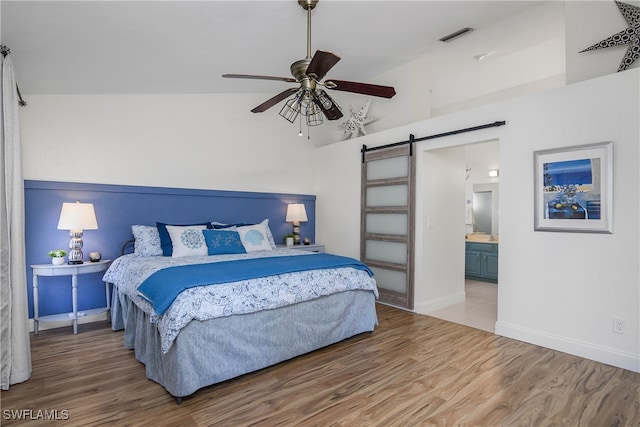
[428,279,497,333]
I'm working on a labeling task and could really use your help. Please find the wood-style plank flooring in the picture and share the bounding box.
[1,303,638,426]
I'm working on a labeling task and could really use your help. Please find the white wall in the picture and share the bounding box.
[316,69,640,372]
[312,136,362,255]
[496,71,639,373]
[416,146,466,313]
[20,93,319,195]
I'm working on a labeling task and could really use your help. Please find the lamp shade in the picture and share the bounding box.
[57,202,98,230]
[285,203,308,223]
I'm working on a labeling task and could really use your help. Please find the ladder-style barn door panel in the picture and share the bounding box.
[361,144,415,309]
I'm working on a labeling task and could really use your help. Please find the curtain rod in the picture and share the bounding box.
[361,120,506,161]
[1,45,27,107]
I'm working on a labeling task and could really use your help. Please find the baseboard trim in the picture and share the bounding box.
[414,291,466,315]
[495,321,640,373]
[28,312,109,333]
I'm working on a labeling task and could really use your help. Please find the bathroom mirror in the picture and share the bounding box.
[473,191,492,233]
[473,183,499,235]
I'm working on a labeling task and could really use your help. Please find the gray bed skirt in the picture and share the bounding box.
[112,288,378,398]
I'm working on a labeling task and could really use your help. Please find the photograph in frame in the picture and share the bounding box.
[534,141,613,233]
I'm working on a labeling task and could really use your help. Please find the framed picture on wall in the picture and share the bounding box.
[534,141,613,233]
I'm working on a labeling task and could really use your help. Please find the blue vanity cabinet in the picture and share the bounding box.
[465,247,482,277]
[465,242,498,283]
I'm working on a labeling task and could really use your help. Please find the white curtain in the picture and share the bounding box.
[0,52,31,389]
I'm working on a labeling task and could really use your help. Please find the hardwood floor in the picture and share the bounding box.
[2,303,638,426]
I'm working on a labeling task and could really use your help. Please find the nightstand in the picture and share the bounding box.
[31,260,111,334]
[278,244,325,253]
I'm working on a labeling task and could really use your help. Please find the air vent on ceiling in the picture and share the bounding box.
[439,27,474,43]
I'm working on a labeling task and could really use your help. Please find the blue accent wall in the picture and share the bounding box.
[24,180,316,318]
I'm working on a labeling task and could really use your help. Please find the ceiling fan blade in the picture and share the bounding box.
[251,88,298,113]
[325,79,396,99]
[306,50,341,81]
[222,74,297,83]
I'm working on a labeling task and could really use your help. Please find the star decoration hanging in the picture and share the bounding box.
[579,1,640,71]
[339,99,377,140]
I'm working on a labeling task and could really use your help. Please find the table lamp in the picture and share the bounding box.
[57,201,98,264]
[285,203,308,245]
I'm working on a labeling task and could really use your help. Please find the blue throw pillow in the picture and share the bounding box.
[202,229,246,255]
[157,222,212,256]
[211,222,253,229]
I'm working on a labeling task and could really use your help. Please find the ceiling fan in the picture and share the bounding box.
[222,0,396,127]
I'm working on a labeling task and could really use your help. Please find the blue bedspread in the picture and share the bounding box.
[138,254,373,315]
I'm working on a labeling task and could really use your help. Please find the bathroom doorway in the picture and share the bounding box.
[427,140,499,332]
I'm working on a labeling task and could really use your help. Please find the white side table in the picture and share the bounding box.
[31,260,111,334]
[278,244,325,253]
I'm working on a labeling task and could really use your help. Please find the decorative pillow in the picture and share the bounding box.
[157,221,211,256]
[260,219,277,249]
[131,225,163,256]
[236,223,273,252]
[212,219,276,249]
[165,225,208,258]
[202,229,246,255]
[212,221,251,229]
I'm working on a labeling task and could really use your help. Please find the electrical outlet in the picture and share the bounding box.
[613,317,624,334]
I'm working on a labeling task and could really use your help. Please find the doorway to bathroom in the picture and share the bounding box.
[427,140,499,332]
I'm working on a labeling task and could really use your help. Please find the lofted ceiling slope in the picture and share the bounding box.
[2,1,548,95]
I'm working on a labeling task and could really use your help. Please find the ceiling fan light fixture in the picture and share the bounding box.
[306,107,323,126]
[279,93,302,123]
[315,89,333,110]
[304,96,323,126]
[298,90,316,117]
[223,0,395,132]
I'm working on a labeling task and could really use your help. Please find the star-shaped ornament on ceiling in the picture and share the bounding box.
[580,0,640,71]
[339,99,377,140]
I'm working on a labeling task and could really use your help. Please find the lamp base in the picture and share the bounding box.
[68,230,85,265]
[292,223,301,245]
[68,233,85,264]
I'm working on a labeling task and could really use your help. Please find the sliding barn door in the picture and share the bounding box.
[361,143,415,309]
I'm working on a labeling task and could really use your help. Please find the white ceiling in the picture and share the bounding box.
[2,1,546,96]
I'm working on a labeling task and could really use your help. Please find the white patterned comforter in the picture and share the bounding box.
[103,248,378,353]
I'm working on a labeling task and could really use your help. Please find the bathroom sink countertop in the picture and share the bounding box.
[465,235,499,244]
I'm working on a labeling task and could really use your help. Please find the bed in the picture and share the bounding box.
[103,222,378,402]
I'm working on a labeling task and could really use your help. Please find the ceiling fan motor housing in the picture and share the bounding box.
[298,0,318,11]
[291,58,316,90]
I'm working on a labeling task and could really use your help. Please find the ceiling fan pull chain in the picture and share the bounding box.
[299,113,304,137]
